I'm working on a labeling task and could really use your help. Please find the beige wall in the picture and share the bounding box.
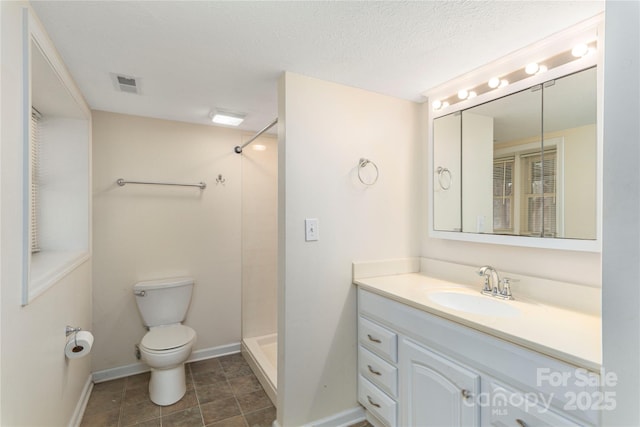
[433,114,461,231]
[241,135,278,339]
[462,112,494,233]
[1,2,93,425]
[562,124,597,239]
[277,72,424,425]
[92,111,243,372]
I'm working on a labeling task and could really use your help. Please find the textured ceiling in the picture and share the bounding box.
[30,1,604,133]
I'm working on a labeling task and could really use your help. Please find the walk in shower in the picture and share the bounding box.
[239,126,278,405]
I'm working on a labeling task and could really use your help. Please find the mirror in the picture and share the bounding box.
[433,66,597,240]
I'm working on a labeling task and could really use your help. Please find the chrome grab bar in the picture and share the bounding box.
[117,178,206,190]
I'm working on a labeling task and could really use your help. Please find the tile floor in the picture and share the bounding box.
[81,353,275,427]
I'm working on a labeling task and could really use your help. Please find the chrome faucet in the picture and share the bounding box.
[477,265,514,300]
[478,265,500,296]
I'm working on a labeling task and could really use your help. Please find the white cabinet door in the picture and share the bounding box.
[401,338,480,427]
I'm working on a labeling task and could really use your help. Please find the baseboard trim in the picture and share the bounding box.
[92,342,241,383]
[306,406,366,427]
[68,374,93,427]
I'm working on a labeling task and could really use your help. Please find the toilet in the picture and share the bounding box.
[133,277,197,406]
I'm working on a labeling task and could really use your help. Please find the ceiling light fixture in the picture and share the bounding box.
[571,43,589,58]
[488,77,501,89]
[211,110,246,126]
[430,39,597,113]
[525,63,539,75]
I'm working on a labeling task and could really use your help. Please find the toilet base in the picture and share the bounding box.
[148,363,186,406]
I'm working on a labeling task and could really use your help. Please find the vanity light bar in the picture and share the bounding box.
[432,41,597,111]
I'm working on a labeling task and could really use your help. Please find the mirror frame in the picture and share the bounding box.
[426,15,603,252]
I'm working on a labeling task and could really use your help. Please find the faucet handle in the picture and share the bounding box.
[499,277,517,299]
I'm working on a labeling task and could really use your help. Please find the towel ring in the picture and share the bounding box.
[358,158,379,186]
[437,166,451,190]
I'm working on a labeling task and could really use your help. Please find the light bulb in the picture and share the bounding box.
[499,79,509,88]
[572,43,589,58]
[432,100,442,110]
[458,89,469,100]
[537,65,548,74]
[442,101,450,108]
[488,77,500,89]
[525,63,539,75]
[467,91,477,99]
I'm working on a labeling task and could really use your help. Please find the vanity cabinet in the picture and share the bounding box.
[358,316,399,426]
[402,338,480,426]
[487,381,583,427]
[357,288,599,427]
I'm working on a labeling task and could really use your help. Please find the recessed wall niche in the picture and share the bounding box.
[22,9,91,304]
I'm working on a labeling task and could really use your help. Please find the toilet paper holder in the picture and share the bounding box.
[65,325,82,337]
[64,326,94,359]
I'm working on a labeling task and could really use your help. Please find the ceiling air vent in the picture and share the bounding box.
[111,73,140,94]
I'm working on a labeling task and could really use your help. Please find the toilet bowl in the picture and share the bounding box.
[139,324,196,405]
[133,277,197,406]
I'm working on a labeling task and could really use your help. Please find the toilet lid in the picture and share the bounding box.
[141,325,196,351]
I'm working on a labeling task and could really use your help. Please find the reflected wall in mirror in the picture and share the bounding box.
[433,66,597,240]
[433,113,461,231]
[542,68,597,239]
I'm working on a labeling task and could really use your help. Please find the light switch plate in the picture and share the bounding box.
[305,218,319,241]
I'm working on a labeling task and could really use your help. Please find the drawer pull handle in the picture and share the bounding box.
[461,389,472,400]
[367,395,381,408]
[367,364,382,376]
[367,334,382,343]
[516,419,527,427]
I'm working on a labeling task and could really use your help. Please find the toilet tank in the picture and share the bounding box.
[133,277,194,327]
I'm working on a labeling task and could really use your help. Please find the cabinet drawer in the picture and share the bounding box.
[359,346,398,397]
[359,316,398,362]
[488,381,586,427]
[359,375,397,427]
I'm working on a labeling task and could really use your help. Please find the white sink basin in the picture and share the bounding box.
[428,291,521,318]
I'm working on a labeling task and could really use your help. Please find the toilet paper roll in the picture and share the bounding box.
[65,331,94,359]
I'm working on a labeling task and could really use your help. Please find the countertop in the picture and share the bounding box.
[354,273,601,372]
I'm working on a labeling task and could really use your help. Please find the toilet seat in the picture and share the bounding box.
[141,324,196,352]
